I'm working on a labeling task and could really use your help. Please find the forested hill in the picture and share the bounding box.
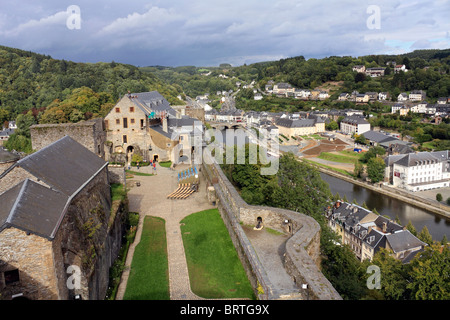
[144,49,450,102]
[0,45,184,120]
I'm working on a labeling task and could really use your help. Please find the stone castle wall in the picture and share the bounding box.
[201,153,341,300]
[30,119,106,159]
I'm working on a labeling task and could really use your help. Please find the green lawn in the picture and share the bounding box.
[123,216,169,300]
[159,161,172,168]
[180,209,255,299]
[125,170,154,176]
[318,151,363,164]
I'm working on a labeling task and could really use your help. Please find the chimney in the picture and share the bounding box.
[162,116,168,133]
[382,221,387,233]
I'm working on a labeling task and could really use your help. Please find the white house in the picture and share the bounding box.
[409,90,426,102]
[386,151,450,192]
[398,93,408,102]
[394,65,408,73]
[340,116,371,135]
[378,92,390,101]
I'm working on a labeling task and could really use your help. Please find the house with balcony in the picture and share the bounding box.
[340,116,371,135]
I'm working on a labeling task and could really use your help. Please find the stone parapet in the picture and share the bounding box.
[201,153,341,300]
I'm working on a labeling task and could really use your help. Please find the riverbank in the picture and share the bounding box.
[304,159,450,220]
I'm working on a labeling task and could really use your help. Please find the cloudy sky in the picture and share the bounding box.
[0,0,449,67]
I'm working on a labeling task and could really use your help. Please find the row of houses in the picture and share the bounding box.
[264,81,330,100]
[392,102,450,117]
[325,201,426,263]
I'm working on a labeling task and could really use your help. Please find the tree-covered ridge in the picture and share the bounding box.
[145,49,450,105]
[0,45,184,120]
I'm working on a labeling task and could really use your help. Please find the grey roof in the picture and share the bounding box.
[393,152,443,167]
[0,128,15,137]
[386,230,427,254]
[127,91,176,117]
[0,136,108,239]
[0,148,20,163]
[341,116,369,125]
[362,130,398,144]
[275,118,316,128]
[0,179,69,239]
[6,135,107,197]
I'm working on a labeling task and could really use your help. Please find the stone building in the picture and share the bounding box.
[0,136,125,300]
[104,91,202,165]
[30,118,106,159]
[325,201,426,263]
[275,116,325,137]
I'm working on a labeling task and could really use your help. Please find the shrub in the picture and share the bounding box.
[436,193,443,202]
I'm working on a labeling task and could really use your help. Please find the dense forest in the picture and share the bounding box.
[0,45,184,122]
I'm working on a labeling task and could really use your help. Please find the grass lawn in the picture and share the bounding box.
[318,151,362,164]
[123,216,169,300]
[125,170,154,177]
[180,209,255,299]
[302,158,354,177]
[159,161,172,168]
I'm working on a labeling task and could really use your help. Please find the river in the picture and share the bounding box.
[320,172,450,242]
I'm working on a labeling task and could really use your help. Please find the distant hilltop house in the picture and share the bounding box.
[325,201,427,263]
[104,91,202,165]
[385,150,450,192]
[409,90,426,102]
[0,136,126,300]
[365,67,386,77]
[352,65,366,73]
[339,116,371,135]
[394,64,408,73]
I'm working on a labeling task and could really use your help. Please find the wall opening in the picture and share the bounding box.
[254,217,263,231]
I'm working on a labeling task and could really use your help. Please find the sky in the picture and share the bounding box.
[0,0,449,67]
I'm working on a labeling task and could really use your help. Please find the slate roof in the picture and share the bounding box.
[386,230,427,254]
[0,179,69,239]
[127,91,176,117]
[341,116,369,125]
[275,118,317,128]
[362,130,398,144]
[12,135,107,196]
[0,136,108,239]
[0,148,20,164]
[392,152,443,167]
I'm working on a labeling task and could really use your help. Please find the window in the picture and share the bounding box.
[123,135,128,144]
[115,107,120,113]
[4,269,20,285]
[130,119,135,124]
[104,120,109,130]
[130,107,134,113]
[116,119,120,125]
[123,118,128,129]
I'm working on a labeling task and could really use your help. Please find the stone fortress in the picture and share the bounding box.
[0,90,341,300]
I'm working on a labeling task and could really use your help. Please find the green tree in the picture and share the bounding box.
[4,133,32,153]
[354,160,364,178]
[417,226,433,245]
[407,245,450,300]
[15,111,36,137]
[370,248,409,300]
[436,193,443,202]
[366,157,386,183]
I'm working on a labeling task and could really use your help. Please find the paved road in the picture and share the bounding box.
[115,163,214,300]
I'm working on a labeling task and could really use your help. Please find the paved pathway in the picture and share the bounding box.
[115,163,215,300]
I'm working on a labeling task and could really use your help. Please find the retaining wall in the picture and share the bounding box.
[201,154,342,300]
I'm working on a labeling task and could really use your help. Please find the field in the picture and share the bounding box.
[123,216,170,300]
[302,137,349,156]
[180,209,255,299]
